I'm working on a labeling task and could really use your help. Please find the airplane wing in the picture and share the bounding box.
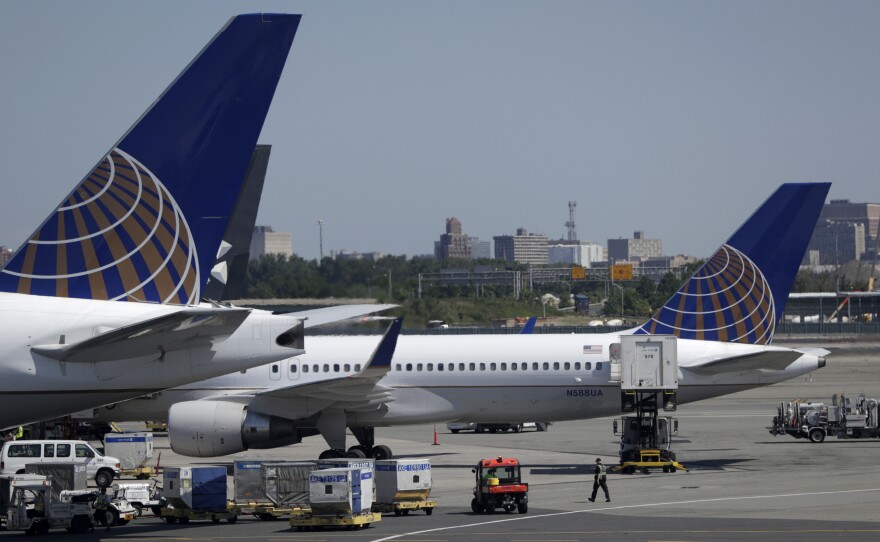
[683,350,804,375]
[247,318,402,413]
[284,304,397,328]
[32,308,252,363]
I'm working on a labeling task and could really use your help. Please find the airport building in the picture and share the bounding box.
[812,199,880,262]
[435,217,472,260]
[607,231,662,262]
[494,228,549,265]
[249,225,293,260]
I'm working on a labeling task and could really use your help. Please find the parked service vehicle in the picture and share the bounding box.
[60,489,137,526]
[447,422,550,434]
[770,393,880,443]
[5,478,94,534]
[112,481,165,517]
[0,440,121,487]
[470,456,528,514]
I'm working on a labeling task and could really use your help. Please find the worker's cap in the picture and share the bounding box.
[595,457,602,463]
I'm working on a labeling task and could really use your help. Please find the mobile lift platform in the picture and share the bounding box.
[289,512,381,531]
[610,336,688,475]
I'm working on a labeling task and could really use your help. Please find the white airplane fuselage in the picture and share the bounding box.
[96,333,824,427]
[0,292,303,428]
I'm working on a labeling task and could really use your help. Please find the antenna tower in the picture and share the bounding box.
[565,201,577,241]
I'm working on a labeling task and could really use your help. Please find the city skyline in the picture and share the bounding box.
[1,2,878,261]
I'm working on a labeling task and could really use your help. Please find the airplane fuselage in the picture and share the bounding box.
[96,333,823,427]
[0,292,303,428]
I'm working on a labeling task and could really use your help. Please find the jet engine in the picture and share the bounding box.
[168,401,302,457]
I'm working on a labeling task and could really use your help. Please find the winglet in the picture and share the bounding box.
[366,318,403,369]
[519,317,537,334]
[0,14,301,305]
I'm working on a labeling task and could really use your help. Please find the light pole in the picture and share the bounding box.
[317,220,324,266]
[612,283,624,319]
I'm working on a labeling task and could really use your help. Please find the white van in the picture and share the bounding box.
[0,440,122,487]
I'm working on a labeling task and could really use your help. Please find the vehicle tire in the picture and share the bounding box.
[228,515,238,524]
[809,428,826,443]
[132,504,143,518]
[136,473,150,480]
[151,506,164,517]
[95,469,114,488]
[536,423,547,432]
[489,427,497,433]
[425,508,433,516]
[164,517,177,524]
[518,502,528,514]
[514,424,523,433]
[179,517,190,525]
[347,444,369,456]
[486,503,496,514]
[451,429,460,434]
[25,524,37,535]
[476,425,485,433]
[371,444,393,460]
[344,448,367,459]
[470,498,484,513]
[37,520,50,535]
[212,517,221,523]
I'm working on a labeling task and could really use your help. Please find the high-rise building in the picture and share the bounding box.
[804,220,865,265]
[607,231,662,262]
[435,217,472,260]
[818,199,880,259]
[0,246,12,268]
[494,228,548,265]
[548,241,604,267]
[468,236,491,259]
[249,225,293,260]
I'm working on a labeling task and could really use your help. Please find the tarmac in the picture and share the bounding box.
[5,342,879,540]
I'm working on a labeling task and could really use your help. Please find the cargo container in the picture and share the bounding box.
[104,433,153,470]
[308,468,369,516]
[25,463,88,498]
[163,467,227,511]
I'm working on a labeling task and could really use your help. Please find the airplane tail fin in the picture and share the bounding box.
[636,182,830,344]
[0,14,301,305]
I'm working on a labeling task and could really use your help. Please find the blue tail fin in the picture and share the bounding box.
[519,316,537,334]
[636,183,830,344]
[0,14,301,304]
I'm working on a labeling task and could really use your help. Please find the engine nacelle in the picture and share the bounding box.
[168,401,302,457]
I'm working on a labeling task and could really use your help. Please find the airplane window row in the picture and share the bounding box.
[393,361,603,372]
[277,363,363,374]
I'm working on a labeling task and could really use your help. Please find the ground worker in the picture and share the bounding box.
[483,468,498,482]
[588,457,610,502]
[94,488,111,531]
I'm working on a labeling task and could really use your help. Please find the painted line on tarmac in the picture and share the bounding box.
[369,487,880,542]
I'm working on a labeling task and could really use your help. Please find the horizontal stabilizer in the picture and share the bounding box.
[685,350,803,375]
[32,308,251,363]
[285,304,397,328]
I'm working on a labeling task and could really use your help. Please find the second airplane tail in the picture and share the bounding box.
[637,182,830,344]
[0,14,301,305]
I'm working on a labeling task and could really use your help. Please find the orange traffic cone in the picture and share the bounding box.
[433,425,440,445]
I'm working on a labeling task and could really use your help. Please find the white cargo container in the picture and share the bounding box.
[317,458,374,506]
[308,468,368,516]
[104,433,154,470]
[374,459,432,504]
[619,335,678,391]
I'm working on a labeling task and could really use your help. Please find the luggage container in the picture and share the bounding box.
[254,462,313,519]
[104,433,154,478]
[308,467,369,516]
[373,458,436,516]
[317,458,374,509]
[25,463,88,498]
[163,467,227,510]
[232,458,284,506]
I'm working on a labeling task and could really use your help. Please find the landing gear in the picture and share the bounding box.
[319,427,394,460]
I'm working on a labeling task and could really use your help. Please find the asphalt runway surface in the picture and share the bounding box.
[3,340,879,541]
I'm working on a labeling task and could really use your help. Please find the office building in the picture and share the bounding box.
[468,236,491,260]
[607,231,662,262]
[548,241,604,267]
[435,217,471,260]
[494,228,548,265]
[249,225,292,260]
[0,246,12,268]
[805,220,865,265]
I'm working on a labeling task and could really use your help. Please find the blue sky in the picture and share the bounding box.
[1,1,878,260]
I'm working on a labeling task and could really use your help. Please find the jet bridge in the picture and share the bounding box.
[610,336,686,473]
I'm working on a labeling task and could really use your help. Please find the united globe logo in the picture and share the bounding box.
[1,148,200,304]
[638,244,775,344]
